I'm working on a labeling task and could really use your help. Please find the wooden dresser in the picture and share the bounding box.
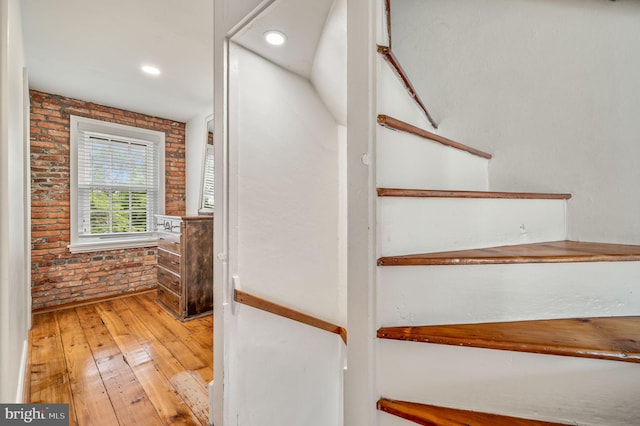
[155,215,213,320]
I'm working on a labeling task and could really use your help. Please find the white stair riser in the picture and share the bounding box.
[378,55,433,131]
[378,261,640,326]
[377,126,489,191]
[378,340,640,426]
[378,197,567,255]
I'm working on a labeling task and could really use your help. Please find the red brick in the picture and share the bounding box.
[30,90,184,309]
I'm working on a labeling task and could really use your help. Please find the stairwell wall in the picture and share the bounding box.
[311,0,347,326]
[390,0,640,244]
[225,42,342,425]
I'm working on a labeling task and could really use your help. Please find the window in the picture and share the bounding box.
[69,116,165,253]
[201,143,214,210]
[199,117,214,214]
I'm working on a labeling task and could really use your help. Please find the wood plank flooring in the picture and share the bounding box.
[27,292,212,426]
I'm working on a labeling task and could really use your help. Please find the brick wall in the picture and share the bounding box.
[30,90,186,310]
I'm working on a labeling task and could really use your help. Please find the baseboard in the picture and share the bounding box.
[32,287,158,315]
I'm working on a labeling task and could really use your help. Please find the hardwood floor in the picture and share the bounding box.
[27,292,213,426]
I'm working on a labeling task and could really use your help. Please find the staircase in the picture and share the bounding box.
[373,2,640,424]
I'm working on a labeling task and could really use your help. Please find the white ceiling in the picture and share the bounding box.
[233,0,334,79]
[21,0,214,123]
[21,0,335,123]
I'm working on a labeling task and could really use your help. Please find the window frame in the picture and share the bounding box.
[68,115,165,253]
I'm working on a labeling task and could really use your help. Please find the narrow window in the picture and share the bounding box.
[202,143,214,210]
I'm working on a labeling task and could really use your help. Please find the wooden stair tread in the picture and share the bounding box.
[377,316,640,363]
[377,399,568,426]
[378,114,492,159]
[378,240,640,266]
[377,188,571,199]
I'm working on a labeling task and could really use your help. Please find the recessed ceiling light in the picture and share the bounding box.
[141,65,161,76]
[264,30,287,46]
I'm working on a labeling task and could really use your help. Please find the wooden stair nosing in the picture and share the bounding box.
[377,45,438,129]
[377,240,640,266]
[378,114,492,159]
[377,398,569,426]
[377,316,640,364]
[377,187,572,200]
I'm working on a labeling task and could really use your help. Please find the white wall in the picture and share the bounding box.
[225,42,342,424]
[390,0,640,244]
[311,0,347,127]
[311,0,348,325]
[0,0,30,403]
[185,111,212,215]
[232,42,340,324]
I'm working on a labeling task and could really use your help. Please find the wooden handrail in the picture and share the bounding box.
[377,45,438,129]
[234,289,347,345]
[378,114,492,159]
[384,0,392,47]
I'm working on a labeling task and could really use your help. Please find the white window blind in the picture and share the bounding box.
[77,130,159,237]
[69,116,165,253]
[202,144,214,209]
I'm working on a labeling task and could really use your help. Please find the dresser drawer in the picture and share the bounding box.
[157,248,180,274]
[157,286,181,317]
[158,231,181,253]
[157,266,181,294]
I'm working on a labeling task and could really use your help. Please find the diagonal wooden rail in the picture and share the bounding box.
[234,289,347,344]
[378,46,438,129]
[384,0,392,47]
[378,114,491,159]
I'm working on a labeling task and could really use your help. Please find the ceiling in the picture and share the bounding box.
[21,0,214,123]
[21,0,335,123]
[232,0,334,79]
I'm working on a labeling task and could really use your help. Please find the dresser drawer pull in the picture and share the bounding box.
[172,300,179,307]
[171,261,180,265]
[159,237,165,241]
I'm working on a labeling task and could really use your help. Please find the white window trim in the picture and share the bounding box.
[68,115,165,254]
